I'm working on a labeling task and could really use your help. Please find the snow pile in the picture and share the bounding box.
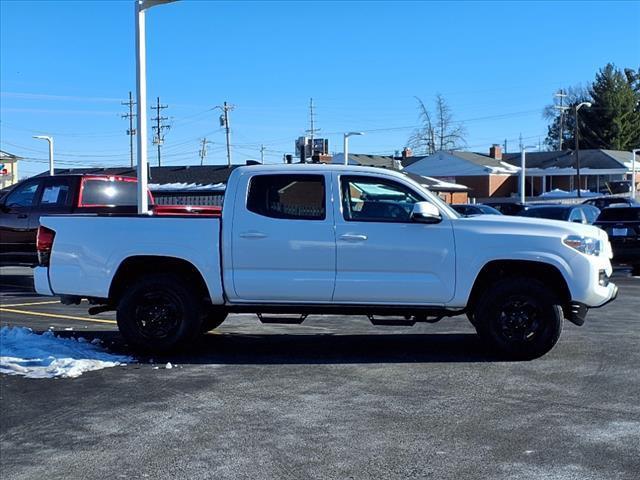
[538,189,599,199]
[149,182,225,191]
[0,326,135,379]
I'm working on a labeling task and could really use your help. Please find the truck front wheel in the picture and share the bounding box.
[473,277,563,360]
[117,274,204,352]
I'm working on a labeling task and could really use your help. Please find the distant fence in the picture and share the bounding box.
[152,190,225,206]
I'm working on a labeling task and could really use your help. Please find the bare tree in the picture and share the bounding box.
[408,94,466,154]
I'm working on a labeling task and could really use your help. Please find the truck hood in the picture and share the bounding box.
[455,214,608,242]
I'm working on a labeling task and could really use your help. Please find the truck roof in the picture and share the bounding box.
[233,163,410,179]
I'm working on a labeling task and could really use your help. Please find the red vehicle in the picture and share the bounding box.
[1,174,219,266]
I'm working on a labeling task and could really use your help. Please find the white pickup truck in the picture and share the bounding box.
[34,164,618,359]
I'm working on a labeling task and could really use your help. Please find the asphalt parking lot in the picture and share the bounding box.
[1,266,639,480]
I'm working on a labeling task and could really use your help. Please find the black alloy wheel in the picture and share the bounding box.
[473,277,563,360]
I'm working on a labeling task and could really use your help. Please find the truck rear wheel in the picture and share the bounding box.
[473,277,563,360]
[116,274,204,353]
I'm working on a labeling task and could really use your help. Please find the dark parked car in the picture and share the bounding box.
[482,201,562,216]
[482,201,531,216]
[582,196,638,210]
[0,174,145,265]
[519,204,601,224]
[451,204,503,216]
[594,206,640,274]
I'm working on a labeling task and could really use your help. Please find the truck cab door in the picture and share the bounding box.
[332,173,456,305]
[227,172,336,303]
[0,179,42,264]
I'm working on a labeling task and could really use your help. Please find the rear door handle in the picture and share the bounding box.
[17,214,28,219]
[339,234,368,242]
[239,231,268,239]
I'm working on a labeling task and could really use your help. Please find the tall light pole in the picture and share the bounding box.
[33,136,54,176]
[134,0,177,214]
[343,132,364,165]
[520,144,537,204]
[574,101,592,198]
[632,148,640,201]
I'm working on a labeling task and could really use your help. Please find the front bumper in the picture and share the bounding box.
[566,283,618,326]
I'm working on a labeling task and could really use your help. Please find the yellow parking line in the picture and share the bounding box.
[1,300,61,308]
[0,307,117,325]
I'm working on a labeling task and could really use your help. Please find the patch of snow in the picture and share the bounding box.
[149,182,226,191]
[0,326,135,379]
[165,362,173,370]
[538,188,599,199]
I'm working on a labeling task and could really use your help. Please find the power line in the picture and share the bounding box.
[121,91,136,168]
[151,97,170,167]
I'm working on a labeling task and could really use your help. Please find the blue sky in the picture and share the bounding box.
[1,0,639,178]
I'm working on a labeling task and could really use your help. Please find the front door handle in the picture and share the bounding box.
[339,233,368,242]
[239,231,268,239]
[17,214,28,219]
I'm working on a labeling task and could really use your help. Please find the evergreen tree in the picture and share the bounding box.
[544,64,640,151]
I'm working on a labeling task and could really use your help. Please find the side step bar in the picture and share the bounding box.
[256,313,308,325]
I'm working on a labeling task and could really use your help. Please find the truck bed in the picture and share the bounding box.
[38,215,224,304]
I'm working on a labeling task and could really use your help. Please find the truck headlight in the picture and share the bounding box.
[563,235,601,256]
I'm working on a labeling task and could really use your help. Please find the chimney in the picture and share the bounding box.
[489,144,502,160]
[402,147,413,159]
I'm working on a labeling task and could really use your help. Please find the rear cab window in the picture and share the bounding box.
[79,177,139,207]
[246,174,326,220]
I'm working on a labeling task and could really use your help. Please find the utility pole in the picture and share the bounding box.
[554,89,568,151]
[260,144,265,164]
[151,96,170,167]
[122,91,136,168]
[503,138,508,154]
[199,138,213,166]
[217,101,235,167]
[306,97,320,160]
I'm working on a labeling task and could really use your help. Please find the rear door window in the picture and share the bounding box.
[38,178,73,210]
[246,174,326,220]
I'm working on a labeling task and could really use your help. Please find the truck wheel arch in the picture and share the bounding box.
[466,260,571,312]
[109,256,211,306]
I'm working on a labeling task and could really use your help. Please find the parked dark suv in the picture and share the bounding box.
[594,206,640,274]
[519,204,601,224]
[0,174,145,265]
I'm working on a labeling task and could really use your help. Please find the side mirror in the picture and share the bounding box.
[411,201,442,224]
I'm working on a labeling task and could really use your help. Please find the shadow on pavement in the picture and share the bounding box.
[49,330,503,364]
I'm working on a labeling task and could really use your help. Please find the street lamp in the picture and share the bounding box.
[574,101,592,198]
[520,144,538,204]
[134,0,178,214]
[343,132,364,166]
[632,148,640,201]
[33,136,54,176]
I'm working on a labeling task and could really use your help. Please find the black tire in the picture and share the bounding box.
[473,277,563,360]
[116,274,204,353]
[201,308,228,332]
